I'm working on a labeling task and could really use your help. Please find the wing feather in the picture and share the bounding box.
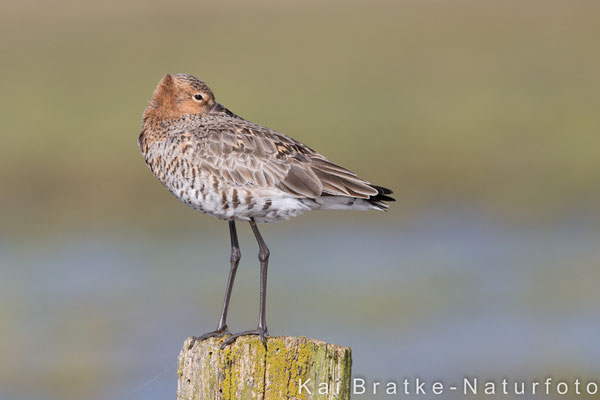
[280,163,323,198]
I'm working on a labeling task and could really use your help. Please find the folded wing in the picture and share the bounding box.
[182,117,394,206]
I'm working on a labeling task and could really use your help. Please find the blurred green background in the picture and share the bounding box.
[1,0,600,399]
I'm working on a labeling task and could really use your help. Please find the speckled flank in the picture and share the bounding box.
[138,73,394,223]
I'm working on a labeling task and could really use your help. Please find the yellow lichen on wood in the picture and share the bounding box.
[177,336,352,399]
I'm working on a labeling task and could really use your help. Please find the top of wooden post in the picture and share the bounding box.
[177,336,352,399]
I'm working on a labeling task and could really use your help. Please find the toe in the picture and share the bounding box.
[188,327,231,349]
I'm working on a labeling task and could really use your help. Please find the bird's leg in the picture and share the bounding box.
[221,219,270,349]
[253,219,270,341]
[189,221,240,349]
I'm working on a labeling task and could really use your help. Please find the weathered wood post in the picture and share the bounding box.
[177,336,352,399]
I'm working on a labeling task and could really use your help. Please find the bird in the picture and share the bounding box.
[138,73,394,349]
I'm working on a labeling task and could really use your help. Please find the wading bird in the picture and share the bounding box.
[138,74,394,348]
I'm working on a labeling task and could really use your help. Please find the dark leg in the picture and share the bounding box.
[221,219,270,348]
[189,221,241,349]
[252,219,270,338]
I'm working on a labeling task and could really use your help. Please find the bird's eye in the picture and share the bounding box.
[193,94,203,101]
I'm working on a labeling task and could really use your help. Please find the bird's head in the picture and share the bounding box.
[144,73,217,123]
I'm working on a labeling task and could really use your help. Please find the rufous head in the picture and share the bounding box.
[144,74,216,122]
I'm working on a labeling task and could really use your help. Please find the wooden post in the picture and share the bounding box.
[177,336,352,399]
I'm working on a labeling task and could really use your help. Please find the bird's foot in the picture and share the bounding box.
[188,326,231,349]
[220,327,269,349]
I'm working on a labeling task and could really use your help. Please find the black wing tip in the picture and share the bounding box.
[372,185,394,195]
[371,185,395,200]
[376,194,395,202]
[368,184,395,209]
